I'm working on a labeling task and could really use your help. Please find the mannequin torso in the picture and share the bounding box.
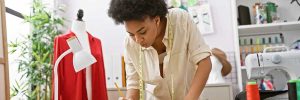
[71,20,90,53]
[71,20,92,100]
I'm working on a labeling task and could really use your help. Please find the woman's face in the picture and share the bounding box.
[125,16,160,48]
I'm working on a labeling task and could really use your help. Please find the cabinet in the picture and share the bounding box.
[231,0,300,91]
[200,83,233,100]
[107,88,127,100]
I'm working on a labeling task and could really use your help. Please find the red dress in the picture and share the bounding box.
[52,31,108,100]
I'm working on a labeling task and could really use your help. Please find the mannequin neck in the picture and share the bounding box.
[71,20,87,36]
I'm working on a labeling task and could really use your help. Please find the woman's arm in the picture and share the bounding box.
[185,57,212,100]
[211,48,232,76]
[182,8,212,99]
[123,38,141,100]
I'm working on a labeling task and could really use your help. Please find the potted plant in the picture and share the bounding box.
[9,0,64,99]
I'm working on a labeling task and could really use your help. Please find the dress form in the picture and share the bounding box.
[71,9,92,100]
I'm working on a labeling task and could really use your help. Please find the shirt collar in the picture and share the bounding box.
[163,15,169,40]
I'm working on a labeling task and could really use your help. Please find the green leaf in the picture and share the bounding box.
[9,0,64,99]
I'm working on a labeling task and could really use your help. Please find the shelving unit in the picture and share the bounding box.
[238,21,300,34]
[231,0,300,92]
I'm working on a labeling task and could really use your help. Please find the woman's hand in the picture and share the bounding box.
[211,48,226,60]
[184,94,201,100]
[118,97,133,100]
[211,48,232,76]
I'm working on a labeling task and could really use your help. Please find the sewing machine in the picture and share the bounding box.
[245,47,300,90]
[242,47,300,99]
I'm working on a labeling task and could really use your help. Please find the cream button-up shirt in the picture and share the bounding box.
[124,8,211,100]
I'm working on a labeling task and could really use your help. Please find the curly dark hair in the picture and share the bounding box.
[108,0,168,24]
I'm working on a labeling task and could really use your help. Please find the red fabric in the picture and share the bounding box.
[52,31,108,100]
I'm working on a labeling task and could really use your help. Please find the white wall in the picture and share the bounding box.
[59,0,127,57]
[202,0,235,52]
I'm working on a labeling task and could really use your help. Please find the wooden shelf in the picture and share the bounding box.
[238,21,300,35]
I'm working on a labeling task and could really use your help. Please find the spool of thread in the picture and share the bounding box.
[246,81,260,100]
[297,79,300,100]
[288,80,297,100]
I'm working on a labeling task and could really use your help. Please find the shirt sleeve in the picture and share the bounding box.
[124,38,140,90]
[186,12,211,65]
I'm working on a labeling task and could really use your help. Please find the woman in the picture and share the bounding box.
[108,0,212,99]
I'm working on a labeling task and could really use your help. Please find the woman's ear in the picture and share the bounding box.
[155,16,160,26]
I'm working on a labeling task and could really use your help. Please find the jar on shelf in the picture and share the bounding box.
[266,2,279,23]
[253,3,267,24]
